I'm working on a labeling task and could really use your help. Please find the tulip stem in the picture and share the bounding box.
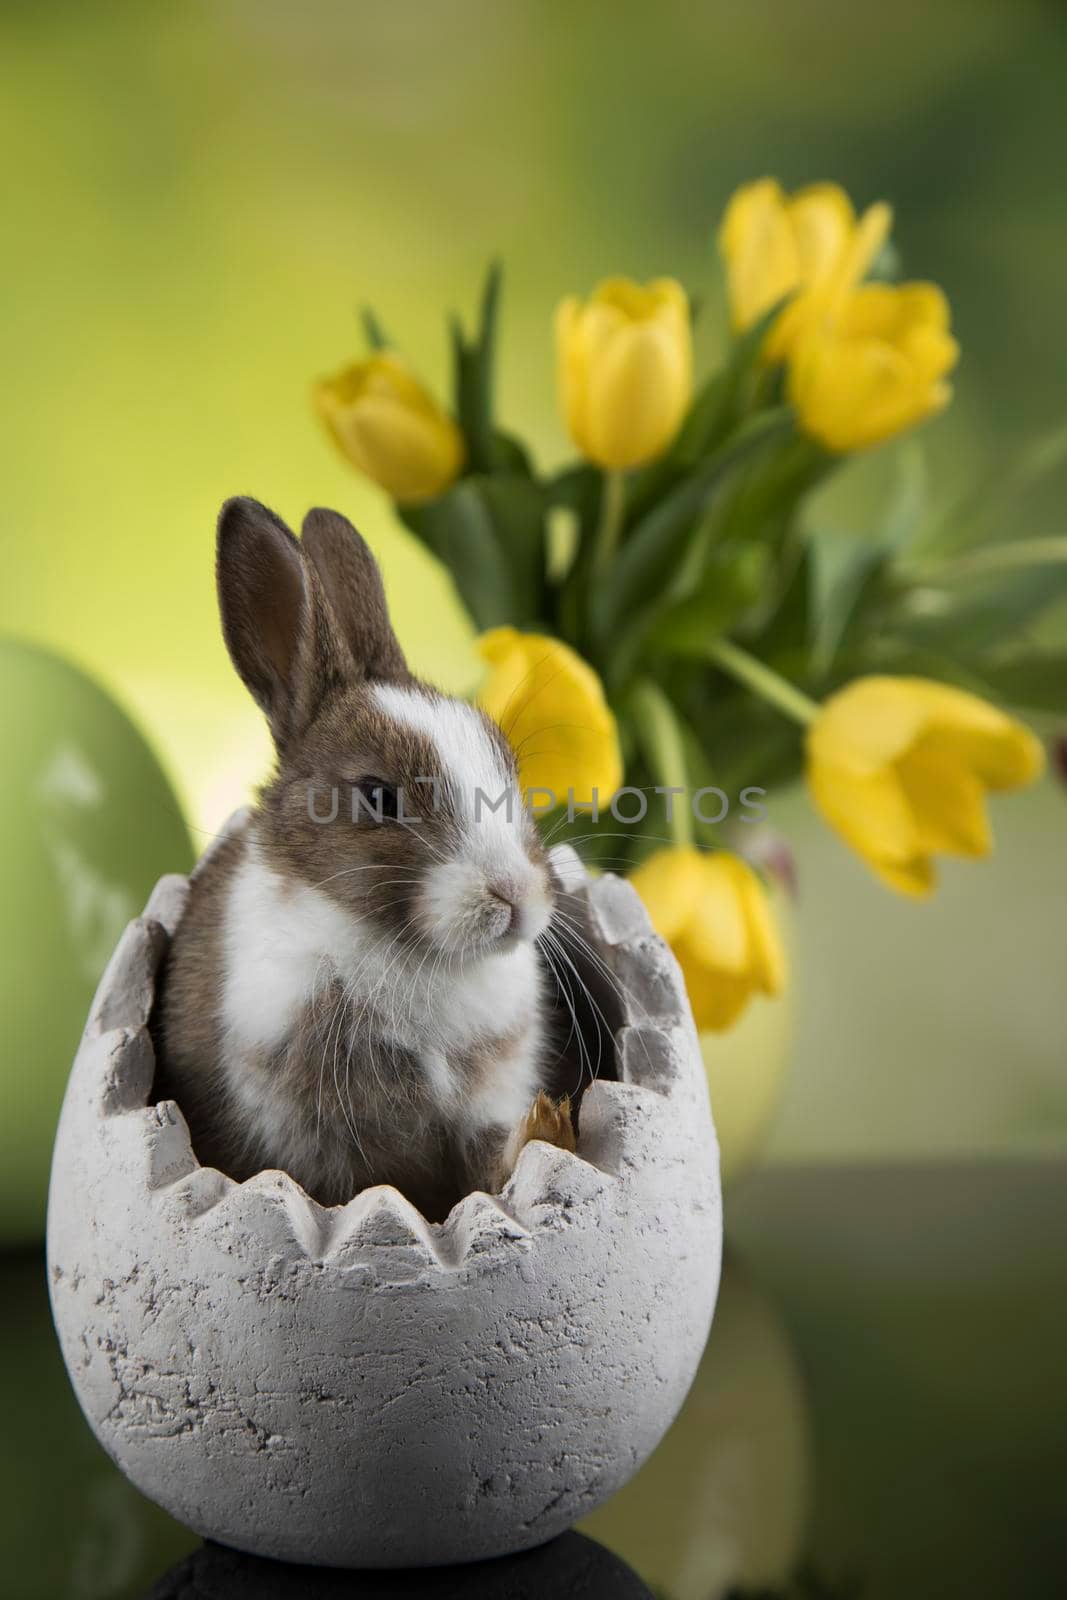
[593,470,627,580]
[628,678,694,848]
[706,637,820,727]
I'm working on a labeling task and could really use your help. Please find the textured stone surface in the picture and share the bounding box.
[142,874,190,938]
[47,824,722,1568]
[586,873,651,949]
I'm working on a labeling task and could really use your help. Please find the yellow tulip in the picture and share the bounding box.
[719,177,892,361]
[630,848,786,1032]
[806,676,1045,896]
[314,351,464,505]
[555,278,692,469]
[788,282,959,452]
[476,627,622,806]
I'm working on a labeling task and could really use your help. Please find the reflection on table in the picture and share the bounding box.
[145,1530,652,1598]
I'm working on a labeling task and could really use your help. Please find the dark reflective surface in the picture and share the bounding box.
[7,1162,1067,1598]
[144,1532,652,1598]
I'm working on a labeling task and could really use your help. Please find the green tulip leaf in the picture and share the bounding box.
[402,472,545,631]
[450,259,503,475]
[672,368,736,465]
[641,543,771,659]
[803,444,930,677]
[476,473,548,624]
[675,297,790,468]
[709,431,832,555]
[683,683,805,796]
[360,305,388,351]
[914,417,1067,560]
[828,643,1022,705]
[621,679,729,850]
[490,429,534,477]
[752,536,817,679]
[962,652,1067,714]
[879,439,929,552]
[545,461,601,520]
[549,464,613,651]
[809,534,891,678]
[888,557,1067,654]
[594,407,795,644]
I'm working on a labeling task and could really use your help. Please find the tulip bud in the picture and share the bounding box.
[555,278,692,470]
[788,283,959,452]
[314,352,464,505]
[806,675,1044,895]
[630,847,786,1032]
[719,178,892,363]
[476,627,622,807]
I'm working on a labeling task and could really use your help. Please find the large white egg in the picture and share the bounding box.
[47,822,722,1567]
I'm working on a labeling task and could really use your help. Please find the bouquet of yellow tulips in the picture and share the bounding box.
[314,177,1062,1043]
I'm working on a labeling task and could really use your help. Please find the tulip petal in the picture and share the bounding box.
[591,277,688,322]
[809,677,937,773]
[733,859,788,996]
[632,847,784,1031]
[787,184,856,284]
[896,741,992,858]
[555,277,692,469]
[790,332,928,452]
[476,628,622,806]
[646,277,692,320]
[807,753,922,867]
[840,282,951,341]
[790,280,958,452]
[684,854,752,975]
[719,178,801,334]
[807,675,1043,897]
[583,321,691,469]
[341,395,464,503]
[676,949,753,1033]
[833,200,894,296]
[314,353,464,503]
[721,180,895,362]
[869,853,936,898]
[817,677,1045,788]
[917,687,1047,790]
[629,847,704,943]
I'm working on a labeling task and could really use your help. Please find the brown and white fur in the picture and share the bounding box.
[153,497,574,1220]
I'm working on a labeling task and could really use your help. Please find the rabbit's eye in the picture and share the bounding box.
[352,776,398,822]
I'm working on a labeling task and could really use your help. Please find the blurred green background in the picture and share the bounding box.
[2,0,1066,1212]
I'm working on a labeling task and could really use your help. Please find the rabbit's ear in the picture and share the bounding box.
[300,507,408,683]
[217,497,353,749]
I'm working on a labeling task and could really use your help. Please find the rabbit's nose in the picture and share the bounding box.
[488,886,522,935]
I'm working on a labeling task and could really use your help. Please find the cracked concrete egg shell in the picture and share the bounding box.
[47,823,722,1568]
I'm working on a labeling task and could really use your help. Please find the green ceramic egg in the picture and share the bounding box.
[0,638,192,1242]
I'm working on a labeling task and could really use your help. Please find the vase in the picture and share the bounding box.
[700,882,795,1184]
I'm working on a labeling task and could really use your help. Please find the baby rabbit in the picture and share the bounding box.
[153,497,574,1220]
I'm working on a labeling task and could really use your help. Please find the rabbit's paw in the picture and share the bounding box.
[504,1090,576,1174]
